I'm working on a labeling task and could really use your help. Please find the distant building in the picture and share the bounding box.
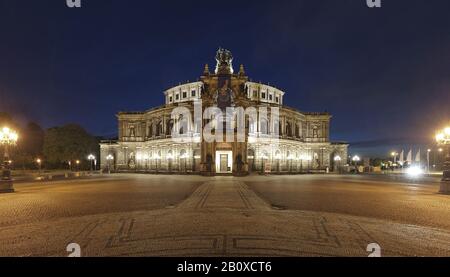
[100,49,348,175]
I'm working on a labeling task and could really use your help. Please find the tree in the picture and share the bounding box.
[15,122,45,169]
[43,124,99,168]
[22,122,45,156]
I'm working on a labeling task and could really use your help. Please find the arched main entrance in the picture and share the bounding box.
[215,142,233,174]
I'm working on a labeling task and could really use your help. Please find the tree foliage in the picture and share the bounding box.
[43,124,99,167]
[1,113,98,169]
[1,113,46,168]
[15,122,45,168]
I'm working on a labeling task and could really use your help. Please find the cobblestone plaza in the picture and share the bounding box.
[1,174,449,257]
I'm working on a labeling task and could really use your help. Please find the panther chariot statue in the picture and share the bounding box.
[215,48,234,75]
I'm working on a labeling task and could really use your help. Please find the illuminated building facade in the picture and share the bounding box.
[100,49,348,175]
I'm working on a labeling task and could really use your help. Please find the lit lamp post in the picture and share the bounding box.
[136,154,142,171]
[436,127,450,194]
[299,155,305,173]
[167,152,173,173]
[334,155,342,173]
[36,158,42,175]
[0,127,18,193]
[391,152,398,164]
[301,154,312,173]
[260,153,268,174]
[106,154,114,174]
[391,152,398,170]
[287,154,294,173]
[427,149,431,173]
[88,154,96,172]
[352,155,361,174]
[154,153,161,173]
[76,160,80,171]
[144,154,149,172]
[275,153,281,173]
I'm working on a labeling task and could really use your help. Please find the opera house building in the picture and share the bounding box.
[100,49,348,176]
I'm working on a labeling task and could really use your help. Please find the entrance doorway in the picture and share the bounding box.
[215,151,232,173]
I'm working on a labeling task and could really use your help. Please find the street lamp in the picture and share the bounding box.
[36,158,42,175]
[106,154,114,174]
[143,154,149,172]
[299,154,312,173]
[154,153,161,173]
[0,127,18,193]
[76,160,80,171]
[436,126,450,194]
[287,154,294,173]
[391,152,398,163]
[334,155,342,173]
[352,155,361,174]
[427,149,431,173]
[260,153,269,174]
[167,151,173,173]
[275,152,281,173]
[87,154,96,172]
[299,155,305,173]
[136,153,142,171]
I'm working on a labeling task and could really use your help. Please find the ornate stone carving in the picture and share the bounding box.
[215,79,234,111]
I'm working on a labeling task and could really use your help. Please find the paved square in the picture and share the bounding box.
[0,174,449,257]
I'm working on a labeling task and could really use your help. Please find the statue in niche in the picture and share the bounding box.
[128,152,136,169]
[129,125,136,137]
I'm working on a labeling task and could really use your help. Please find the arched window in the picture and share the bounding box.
[261,151,269,160]
[260,119,269,135]
[166,119,174,135]
[156,121,163,136]
[167,150,173,160]
[148,123,153,137]
[273,121,280,136]
[286,122,292,137]
[178,114,186,135]
[247,114,257,134]
[275,150,281,160]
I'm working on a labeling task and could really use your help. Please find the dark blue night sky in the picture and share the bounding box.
[1,0,449,156]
